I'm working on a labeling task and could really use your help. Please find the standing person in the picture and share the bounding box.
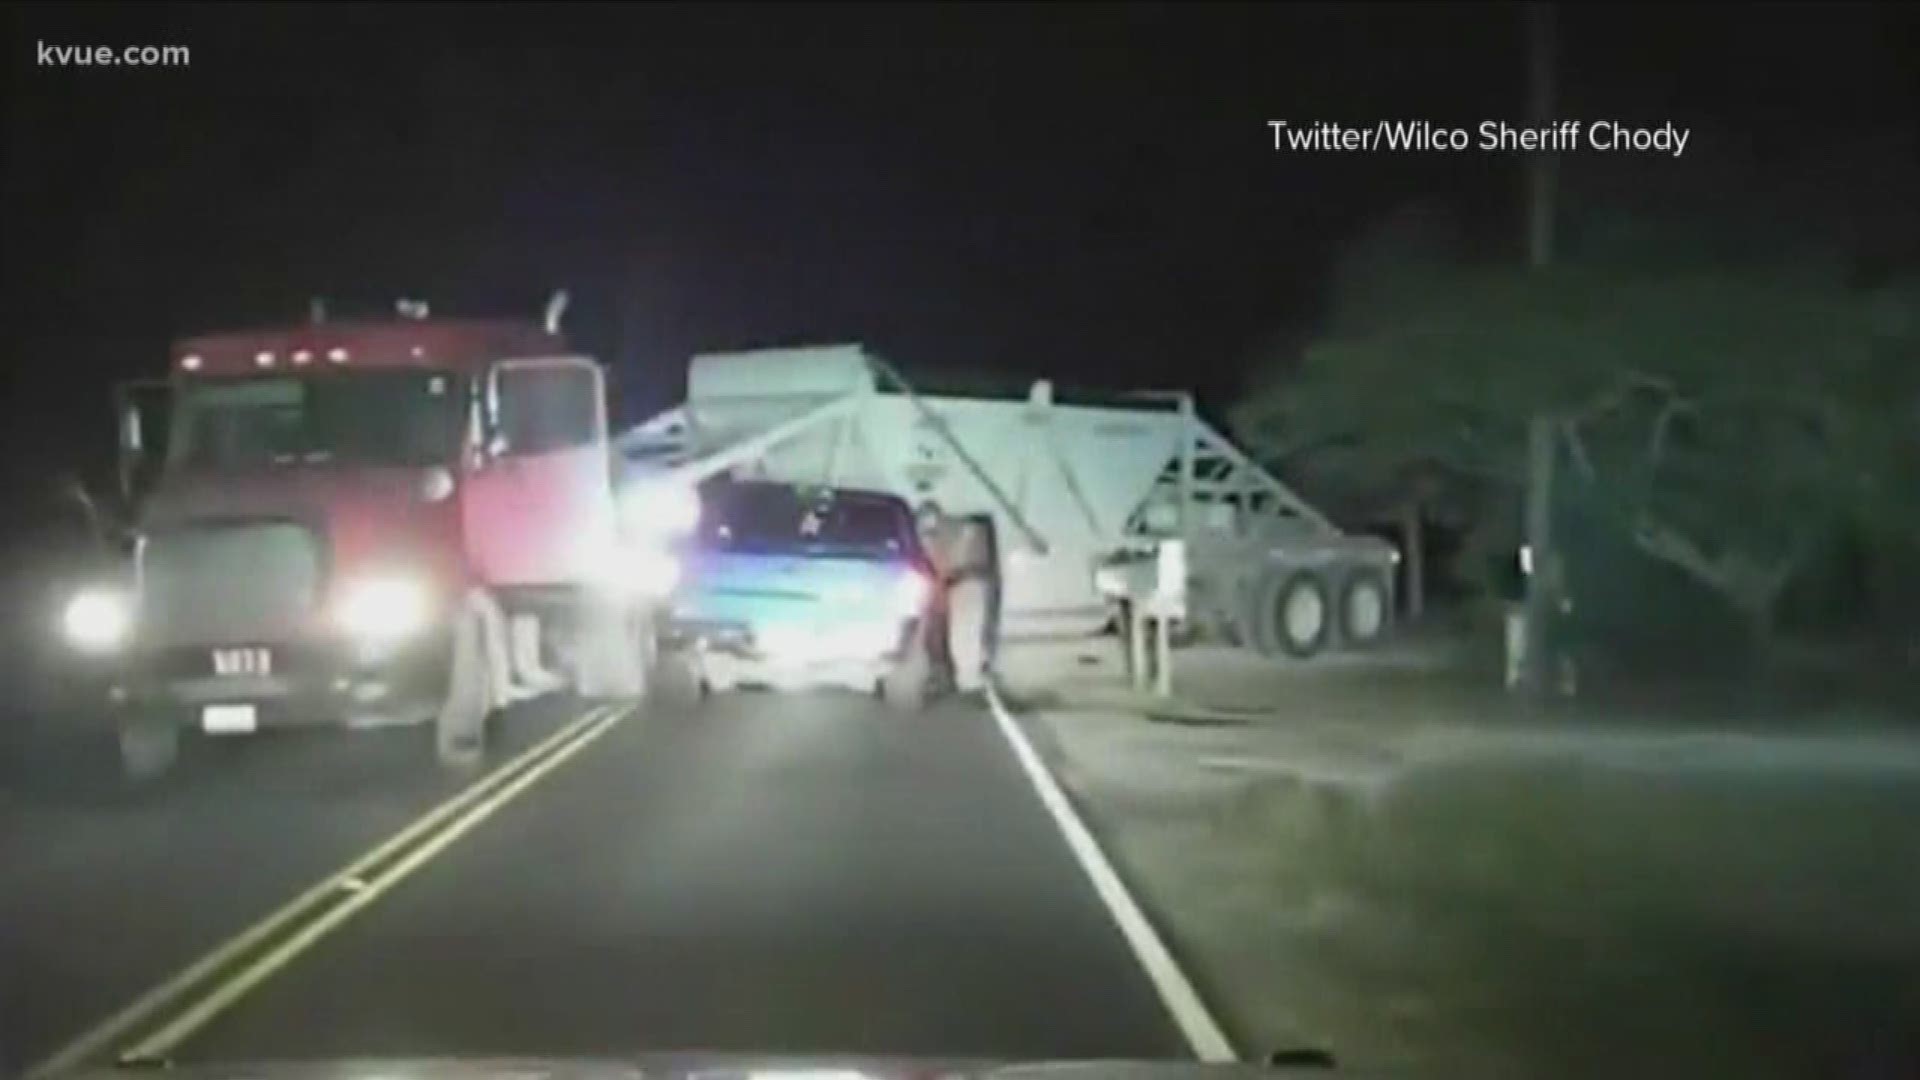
[916,502,993,693]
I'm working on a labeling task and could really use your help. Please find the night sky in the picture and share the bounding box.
[3,3,1913,492]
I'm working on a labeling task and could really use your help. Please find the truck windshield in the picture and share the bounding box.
[166,371,465,470]
[699,485,909,559]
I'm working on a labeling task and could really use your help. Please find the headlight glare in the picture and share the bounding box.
[63,588,131,652]
[621,482,701,538]
[590,541,680,600]
[631,548,681,599]
[893,570,930,614]
[336,575,432,642]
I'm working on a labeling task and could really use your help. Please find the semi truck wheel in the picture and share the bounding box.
[1339,568,1391,647]
[118,715,179,782]
[1255,569,1331,659]
[437,593,500,769]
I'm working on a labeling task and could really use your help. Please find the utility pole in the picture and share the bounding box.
[1521,415,1558,698]
[1402,496,1426,620]
[1520,1,1560,698]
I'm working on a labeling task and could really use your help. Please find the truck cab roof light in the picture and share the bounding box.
[326,347,349,363]
[255,351,275,368]
[180,354,203,371]
[410,345,427,359]
[292,349,313,365]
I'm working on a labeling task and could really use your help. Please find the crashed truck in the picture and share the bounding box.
[615,344,1399,674]
[60,306,670,780]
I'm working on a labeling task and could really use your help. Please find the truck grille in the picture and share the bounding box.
[140,521,325,644]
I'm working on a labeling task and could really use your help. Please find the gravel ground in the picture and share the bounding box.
[998,632,1920,1079]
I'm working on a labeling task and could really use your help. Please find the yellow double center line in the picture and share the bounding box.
[26,703,630,1078]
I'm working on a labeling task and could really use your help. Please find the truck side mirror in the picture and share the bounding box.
[112,379,173,504]
[57,472,132,557]
[60,474,106,542]
[117,399,143,495]
[463,376,504,469]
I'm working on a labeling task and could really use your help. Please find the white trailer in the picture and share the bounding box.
[616,344,1397,659]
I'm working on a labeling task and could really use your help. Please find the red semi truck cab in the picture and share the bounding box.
[78,315,649,779]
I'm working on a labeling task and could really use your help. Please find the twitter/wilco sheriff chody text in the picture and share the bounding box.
[1268,119,1692,158]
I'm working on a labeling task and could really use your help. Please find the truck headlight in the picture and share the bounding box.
[336,574,432,642]
[62,587,131,652]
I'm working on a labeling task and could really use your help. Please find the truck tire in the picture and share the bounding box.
[1255,569,1331,659]
[1339,568,1391,648]
[118,715,179,782]
[437,593,500,769]
[881,628,933,713]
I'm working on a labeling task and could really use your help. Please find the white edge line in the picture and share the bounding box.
[984,683,1239,1063]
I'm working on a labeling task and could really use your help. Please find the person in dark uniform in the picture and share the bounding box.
[915,501,993,693]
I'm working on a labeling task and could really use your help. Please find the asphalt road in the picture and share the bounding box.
[0,696,584,1075]
[0,689,1186,1072]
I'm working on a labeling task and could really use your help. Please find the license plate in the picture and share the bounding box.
[202,703,258,734]
[212,647,272,677]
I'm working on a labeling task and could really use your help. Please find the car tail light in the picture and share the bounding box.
[894,570,930,613]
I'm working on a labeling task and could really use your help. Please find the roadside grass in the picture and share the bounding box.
[1084,736,1920,1079]
[1012,633,1920,1079]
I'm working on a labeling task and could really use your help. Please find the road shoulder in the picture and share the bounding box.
[995,634,1920,1078]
